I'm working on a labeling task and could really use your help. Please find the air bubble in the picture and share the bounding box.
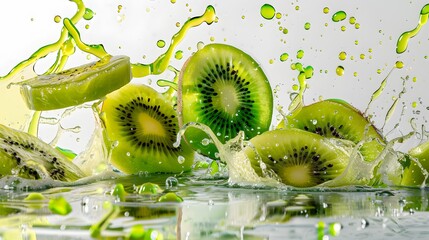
[165,176,178,189]
[178,155,185,164]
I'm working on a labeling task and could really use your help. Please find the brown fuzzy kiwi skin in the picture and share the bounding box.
[279,99,385,163]
[178,43,273,159]
[102,84,195,174]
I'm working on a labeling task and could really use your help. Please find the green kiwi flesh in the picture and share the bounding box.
[179,43,273,159]
[245,128,350,188]
[401,140,429,186]
[20,55,131,111]
[102,84,194,174]
[280,99,385,162]
[0,124,85,181]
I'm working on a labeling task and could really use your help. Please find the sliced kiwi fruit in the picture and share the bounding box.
[178,43,273,159]
[20,55,132,111]
[279,99,385,162]
[0,124,85,181]
[245,128,350,188]
[401,140,429,187]
[102,84,195,174]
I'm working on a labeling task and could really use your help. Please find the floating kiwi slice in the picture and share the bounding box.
[20,55,131,111]
[0,124,85,181]
[280,99,385,162]
[245,128,350,188]
[178,43,273,159]
[401,140,429,186]
[102,84,195,174]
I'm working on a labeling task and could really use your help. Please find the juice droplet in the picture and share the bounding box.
[336,66,345,76]
[332,11,347,22]
[323,7,330,14]
[49,196,72,216]
[341,26,346,31]
[412,101,418,108]
[260,4,276,20]
[157,40,166,48]
[360,54,365,59]
[377,69,382,74]
[175,50,183,60]
[304,66,314,78]
[171,0,177,4]
[292,84,299,91]
[54,15,62,23]
[295,6,300,11]
[304,22,311,30]
[395,61,404,69]
[210,36,215,42]
[353,72,358,77]
[355,23,360,29]
[269,59,274,64]
[355,40,359,45]
[241,15,245,19]
[85,24,90,29]
[117,5,123,13]
[197,41,205,50]
[296,50,304,59]
[339,51,347,60]
[280,53,289,61]
[276,12,282,19]
[396,4,429,54]
[349,17,356,24]
[282,28,288,34]
[83,8,94,20]
[413,76,417,82]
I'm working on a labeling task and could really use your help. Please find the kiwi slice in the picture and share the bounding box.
[245,128,350,188]
[102,84,195,174]
[280,99,385,162]
[401,140,429,186]
[178,43,273,159]
[20,55,131,111]
[0,124,85,181]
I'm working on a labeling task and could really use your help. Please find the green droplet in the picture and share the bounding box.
[282,28,288,34]
[209,160,219,175]
[360,53,365,59]
[296,50,304,59]
[193,161,209,169]
[280,53,289,62]
[292,84,299,91]
[323,7,330,14]
[48,196,72,216]
[83,8,94,20]
[137,182,163,195]
[85,24,90,29]
[118,5,123,13]
[332,11,347,22]
[349,17,356,24]
[412,101,418,108]
[175,50,183,60]
[111,184,127,201]
[341,26,346,31]
[355,40,359,45]
[395,61,404,69]
[355,23,360,29]
[413,76,417,82]
[260,4,276,20]
[128,225,145,240]
[304,66,314,78]
[338,51,347,60]
[295,62,304,72]
[170,0,177,4]
[275,12,282,19]
[328,222,342,236]
[304,22,311,30]
[209,36,215,42]
[353,72,358,77]
[157,40,166,48]
[396,4,429,54]
[269,59,275,64]
[336,66,344,76]
[421,3,429,14]
[295,6,300,11]
[55,146,77,160]
[157,192,184,203]
[25,193,46,201]
[376,69,382,74]
[54,15,61,23]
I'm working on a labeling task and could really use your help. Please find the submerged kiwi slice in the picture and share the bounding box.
[280,99,385,162]
[245,128,350,188]
[401,140,429,187]
[20,55,131,111]
[0,124,85,181]
[102,84,194,174]
[178,43,273,159]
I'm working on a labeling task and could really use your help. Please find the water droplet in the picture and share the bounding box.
[208,199,214,205]
[260,4,276,20]
[178,155,185,164]
[54,15,61,23]
[349,17,356,24]
[361,218,369,228]
[338,51,347,61]
[165,176,178,189]
[201,138,211,146]
[297,50,304,59]
[336,66,344,76]
[312,119,318,125]
[304,22,311,30]
[395,61,404,69]
[83,8,94,20]
[341,26,346,31]
[412,101,418,108]
[175,50,183,60]
[332,11,347,22]
[197,41,205,50]
[210,36,215,42]
[355,23,360,29]
[157,40,166,48]
[323,7,330,14]
[280,53,289,62]
[275,12,282,19]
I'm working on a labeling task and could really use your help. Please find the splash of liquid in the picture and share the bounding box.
[131,6,217,78]
[396,4,429,54]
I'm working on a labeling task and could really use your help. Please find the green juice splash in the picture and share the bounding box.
[396,4,429,54]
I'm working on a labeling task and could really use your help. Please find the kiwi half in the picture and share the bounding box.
[401,140,429,187]
[102,84,194,174]
[245,128,350,188]
[20,55,131,111]
[178,43,273,159]
[280,99,385,162]
[0,124,85,181]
